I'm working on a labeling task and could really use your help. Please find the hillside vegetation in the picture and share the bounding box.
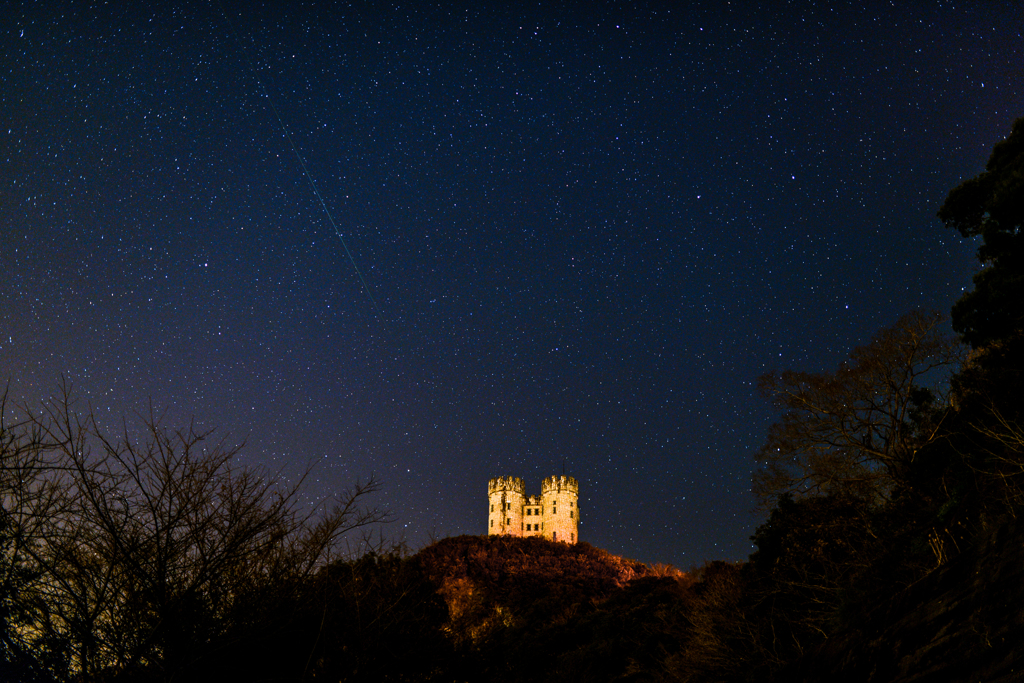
[3,117,1023,682]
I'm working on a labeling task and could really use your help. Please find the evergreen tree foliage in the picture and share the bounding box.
[939,117,1024,349]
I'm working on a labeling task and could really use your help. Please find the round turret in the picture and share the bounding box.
[486,475,580,542]
[541,475,580,543]
[487,476,525,536]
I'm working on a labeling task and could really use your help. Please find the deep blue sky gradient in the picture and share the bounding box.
[2,1,1022,565]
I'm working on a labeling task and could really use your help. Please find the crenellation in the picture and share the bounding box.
[488,475,580,543]
[541,475,579,495]
[488,476,525,495]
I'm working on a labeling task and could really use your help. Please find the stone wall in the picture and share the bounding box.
[541,476,580,543]
[488,475,579,543]
[487,477,524,536]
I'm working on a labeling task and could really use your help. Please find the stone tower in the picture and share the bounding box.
[541,475,579,544]
[487,475,579,543]
[487,476,525,537]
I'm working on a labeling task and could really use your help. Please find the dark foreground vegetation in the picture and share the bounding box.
[4,119,1023,682]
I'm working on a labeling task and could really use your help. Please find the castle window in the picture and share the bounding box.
[490,504,494,512]
[553,532,557,541]
[490,520,493,527]
[570,511,573,518]
[526,508,532,516]
[507,518,511,526]
[571,533,575,542]
[553,506,557,514]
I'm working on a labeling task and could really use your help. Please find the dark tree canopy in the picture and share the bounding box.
[939,117,1024,349]
[753,311,960,509]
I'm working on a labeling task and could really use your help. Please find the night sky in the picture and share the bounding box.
[2,1,1022,567]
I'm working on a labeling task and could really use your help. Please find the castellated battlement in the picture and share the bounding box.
[488,476,525,495]
[488,475,580,543]
[541,475,579,495]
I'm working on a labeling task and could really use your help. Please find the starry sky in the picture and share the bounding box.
[2,1,1022,567]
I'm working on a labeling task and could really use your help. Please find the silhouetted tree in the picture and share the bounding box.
[746,495,873,662]
[938,117,1024,516]
[664,561,753,683]
[0,390,71,681]
[292,552,452,682]
[753,311,961,509]
[2,386,387,682]
[938,116,1024,350]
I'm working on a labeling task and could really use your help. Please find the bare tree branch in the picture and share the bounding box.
[753,311,963,509]
[2,383,389,681]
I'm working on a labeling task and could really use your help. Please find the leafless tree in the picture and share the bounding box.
[753,311,963,510]
[3,385,388,681]
[1,387,81,678]
[953,402,1024,511]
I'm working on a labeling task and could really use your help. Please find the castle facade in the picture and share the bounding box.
[487,475,579,543]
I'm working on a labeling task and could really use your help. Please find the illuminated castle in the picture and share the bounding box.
[487,475,579,543]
